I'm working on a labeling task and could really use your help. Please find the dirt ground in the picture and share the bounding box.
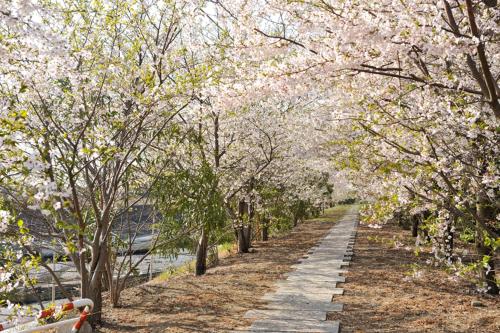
[96,208,346,333]
[328,223,500,333]
[97,208,499,333]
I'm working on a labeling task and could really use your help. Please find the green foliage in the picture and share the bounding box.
[256,184,317,236]
[153,161,227,255]
[257,185,293,233]
[458,227,475,243]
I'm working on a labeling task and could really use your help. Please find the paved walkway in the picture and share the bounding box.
[231,207,358,333]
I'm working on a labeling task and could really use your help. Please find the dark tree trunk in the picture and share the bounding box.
[195,229,209,276]
[293,214,298,227]
[243,224,252,249]
[237,227,249,253]
[262,226,268,241]
[395,210,410,230]
[262,218,269,241]
[411,214,419,237]
[237,200,251,252]
[238,200,248,217]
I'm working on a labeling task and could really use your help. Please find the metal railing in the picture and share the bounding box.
[1,251,193,331]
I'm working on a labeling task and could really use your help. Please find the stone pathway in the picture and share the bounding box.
[230,207,359,333]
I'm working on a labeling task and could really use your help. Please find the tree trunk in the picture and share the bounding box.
[476,241,498,295]
[86,276,102,326]
[411,214,419,237]
[78,249,104,327]
[238,200,248,217]
[243,224,252,249]
[395,210,410,230]
[208,245,219,266]
[195,228,209,276]
[293,214,298,228]
[443,216,454,262]
[262,219,269,241]
[237,200,251,252]
[237,227,249,253]
[105,260,120,308]
[476,192,499,295]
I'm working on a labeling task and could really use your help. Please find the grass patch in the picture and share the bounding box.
[217,241,236,258]
[154,242,236,282]
[324,203,358,215]
[306,204,356,223]
[155,258,196,282]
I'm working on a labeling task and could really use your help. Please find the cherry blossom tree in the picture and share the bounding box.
[210,0,499,293]
[0,0,215,321]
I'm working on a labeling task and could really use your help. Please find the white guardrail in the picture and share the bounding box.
[0,299,93,333]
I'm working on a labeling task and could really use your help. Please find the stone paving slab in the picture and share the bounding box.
[312,247,351,250]
[295,258,350,263]
[261,302,344,312]
[286,269,346,276]
[312,249,351,252]
[231,208,358,333]
[304,251,352,255]
[285,274,345,282]
[266,287,344,299]
[298,260,349,265]
[301,254,350,259]
[293,254,353,268]
[292,267,347,272]
[244,309,327,320]
[274,285,339,295]
[283,275,346,283]
[274,283,339,290]
[259,296,344,312]
[274,280,340,288]
[292,265,349,272]
[292,260,351,269]
[249,319,340,332]
[262,291,336,303]
[297,261,350,267]
[308,248,352,252]
[294,261,349,267]
[308,247,352,250]
[294,252,354,260]
[292,266,348,272]
[291,262,348,269]
[316,240,353,242]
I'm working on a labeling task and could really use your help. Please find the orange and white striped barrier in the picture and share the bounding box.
[0,299,93,333]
